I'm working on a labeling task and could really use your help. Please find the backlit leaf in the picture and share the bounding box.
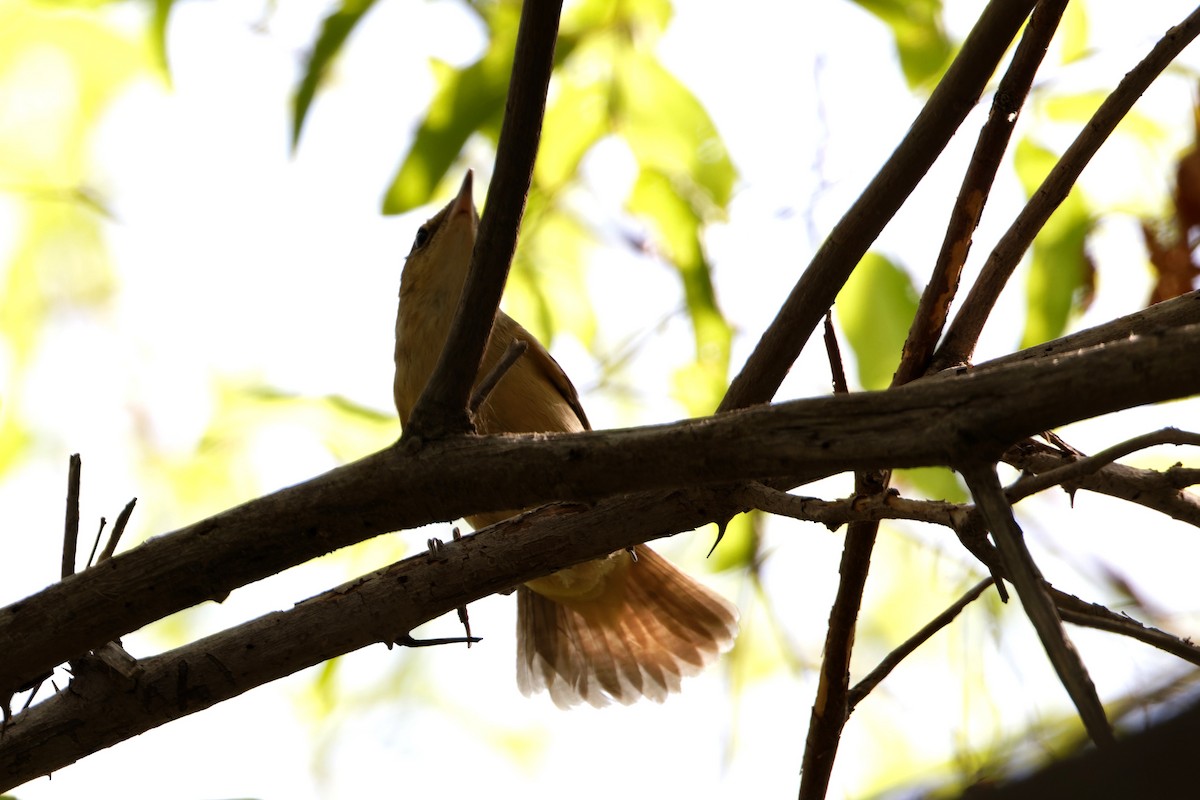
[834,252,919,391]
[1014,138,1093,347]
[292,0,379,149]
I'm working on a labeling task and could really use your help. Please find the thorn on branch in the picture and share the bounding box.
[395,633,483,648]
[706,519,728,558]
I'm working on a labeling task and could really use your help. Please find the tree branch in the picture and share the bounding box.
[1007,428,1200,504]
[0,497,713,788]
[895,0,1067,385]
[1052,587,1200,669]
[4,321,1200,699]
[403,0,562,439]
[719,0,1038,412]
[848,578,995,710]
[933,5,1200,369]
[960,463,1114,747]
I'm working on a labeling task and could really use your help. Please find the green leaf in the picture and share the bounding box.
[150,0,175,80]
[536,42,612,192]
[615,49,735,210]
[852,0,952,88]
[381,3,522,214]
[835,252,919,391]
[1014,139,1093,347]
[894,466,968,504]
[1057,0,1090,65]
[507,198,597,347]
[292,0,379,150]
[1043,90,1166,144]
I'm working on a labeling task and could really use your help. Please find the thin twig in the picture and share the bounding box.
[848,578,995,710]
[395,633,483,648]
[451,527,472,647]
[62,454,81,580]
[802,314,890,798]
[469,339,527,415]
[934,5,1200,369]
[720,0,1038,413]
[960,462,1114,747]
[403,0,563,439]
[97,498,137,564]
[85,517,106,571]
[822,312,848,394]
[1051,588,1200,669]
[1008,428,1200,504]
[734,482,968,530]
[895,0,1067,385]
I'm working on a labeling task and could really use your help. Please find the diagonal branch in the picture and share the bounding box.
[895,0,1068,385]
[403,0,563,439]
[1051,587,1200,669]
[960,462,1114,747]
[848,578,996,710]
[933,5,1200,370]
[801,7,1064,794]
[0,495,713,788]
[719,0,1038,412]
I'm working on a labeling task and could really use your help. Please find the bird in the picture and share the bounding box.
[393,170,738,708]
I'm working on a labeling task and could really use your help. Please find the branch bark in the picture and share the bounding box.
[719,0,1038,412]
[933,5,1200,369]
[4,321,1200,700]
[403,0,562,439]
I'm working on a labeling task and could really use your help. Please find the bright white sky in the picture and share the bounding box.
[7,1,1200,798]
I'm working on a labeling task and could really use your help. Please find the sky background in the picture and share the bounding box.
[5,1,1200,798]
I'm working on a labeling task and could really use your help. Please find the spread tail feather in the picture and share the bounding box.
[517,545,738,708]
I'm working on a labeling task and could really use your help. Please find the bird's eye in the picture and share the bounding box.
[411,225,431,252]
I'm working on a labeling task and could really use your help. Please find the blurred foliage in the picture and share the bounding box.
[836,251,916,392]
[6,0,1200,797]
[835,253,966,501]
[0,2,150,476]
[852,0,953,89]
[1013,138,1094,348]
[298,0,737,416]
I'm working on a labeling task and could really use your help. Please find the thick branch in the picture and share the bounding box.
[719,0,1038,411]
[3,322,1200,698]
[0,492,722,788]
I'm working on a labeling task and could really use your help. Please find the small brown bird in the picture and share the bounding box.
[394,171,738,708]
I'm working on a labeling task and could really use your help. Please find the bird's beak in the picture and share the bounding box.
[450,169,474,219]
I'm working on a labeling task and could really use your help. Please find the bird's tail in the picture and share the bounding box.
[516,545,738,708]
